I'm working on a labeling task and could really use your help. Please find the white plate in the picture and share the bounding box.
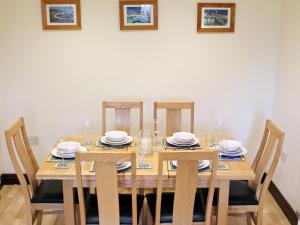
[219,146,247,157]
[166,137,199,146]
[171,160,209,169]
[57,141,81,154]
[104,136,130,144]
[219,140,242,152]
[172,132,195,143]
[105,131,128,142]
[101,136,133,146]
[51,146,87,158]
[117,162,131,171]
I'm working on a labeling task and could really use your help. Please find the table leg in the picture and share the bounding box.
[63,180,76,225]
[217,180,230,225]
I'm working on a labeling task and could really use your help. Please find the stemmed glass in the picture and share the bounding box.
[82,120,93,150]
[152,119,162,151]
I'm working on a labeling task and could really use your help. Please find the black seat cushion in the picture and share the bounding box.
[85,193,144,224]
[31,180,64,204]
[145,192,206,223]
[206,180,259,206]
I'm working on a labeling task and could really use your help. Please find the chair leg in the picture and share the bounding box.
[256,209,263,225]
[246,213,252,225]
[36,211,43,225]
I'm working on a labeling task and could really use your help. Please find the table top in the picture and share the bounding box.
[36,136,255,188]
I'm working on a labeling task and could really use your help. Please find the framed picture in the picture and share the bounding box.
[41,0,81,30]
[119,0,158,30]
[197,3,235,32]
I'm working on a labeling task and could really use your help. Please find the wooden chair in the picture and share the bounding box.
[153,102,195,136]
[146,150,218,225]
[102,101,143,135]
[75,151,144,225]
[215,120,285,225]
[5,117,64,225]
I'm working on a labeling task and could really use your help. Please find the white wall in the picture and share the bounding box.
[272,0,300,210]
[0,0,280,173]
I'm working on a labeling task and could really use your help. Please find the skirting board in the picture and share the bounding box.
[0,173,298,224]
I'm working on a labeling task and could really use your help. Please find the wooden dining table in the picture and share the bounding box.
[36,136,255,225]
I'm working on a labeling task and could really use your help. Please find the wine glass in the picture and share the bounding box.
[152,119,162,151]
[82,120,93,149]
[213,120,225,147]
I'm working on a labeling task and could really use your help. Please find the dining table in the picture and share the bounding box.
[36,136,255,225]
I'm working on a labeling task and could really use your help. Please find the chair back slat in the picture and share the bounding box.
[115,108,131,134]
[95,161,120,225]
[155,150,218,225]
[249,120,285,202]
[154,102,194,136]
[5,117,39,200]
[12,131,38,192]
[173,160,198,225]
[102,101,143,135]
[75,151,138,225]
[166,109,182,136]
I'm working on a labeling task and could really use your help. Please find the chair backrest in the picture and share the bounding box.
[156,150,218,225]
[5,117,39,202]
[153,102,195,136]
[75,151,138,225]
[249,120,285,204]
[102,101,143,135]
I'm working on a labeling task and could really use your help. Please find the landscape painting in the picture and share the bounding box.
[124,5,153,25]
[197,3,235,33]
[41,0,81,30]
[47,5,77,25]
[202,8,230,28]
[119,0,158,30]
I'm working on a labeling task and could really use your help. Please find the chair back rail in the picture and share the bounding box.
[154,102,195,136]
[249,120,285,204]
[102,101,143,135]
[75,151,138,225]
[155,150,218,225]
[5,117,39,200]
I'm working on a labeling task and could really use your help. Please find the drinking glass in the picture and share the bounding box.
[136,129,152,163]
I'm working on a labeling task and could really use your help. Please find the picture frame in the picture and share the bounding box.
[197,3,235,33]
[41,0,81,30]
[119,0,158,30]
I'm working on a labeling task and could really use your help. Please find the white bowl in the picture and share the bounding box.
[172,132,195,143]
[219,140,242,152]
[105,131,128,142]
[57,141,81,154]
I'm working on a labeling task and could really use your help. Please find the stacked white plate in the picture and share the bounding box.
[218,140,247,156]
[166,132,199,146]
[171,160,209,170]
[101,131,133,146]
[51,141,87,158]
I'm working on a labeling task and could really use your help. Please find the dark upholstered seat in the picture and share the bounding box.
[31,180,64,204]
[85,193,144,224]
[145,192,206,223]
[205,180,259,206]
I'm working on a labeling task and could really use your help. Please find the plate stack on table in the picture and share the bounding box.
[165,132,200,149]
[51,141,87,159]
[99,131,133,147]
[218,140,247,160]
[170,160,210,171]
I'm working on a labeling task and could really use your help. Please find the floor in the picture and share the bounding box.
[0,185,290,225]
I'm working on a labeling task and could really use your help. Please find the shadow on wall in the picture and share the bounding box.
[244,110,267,164]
